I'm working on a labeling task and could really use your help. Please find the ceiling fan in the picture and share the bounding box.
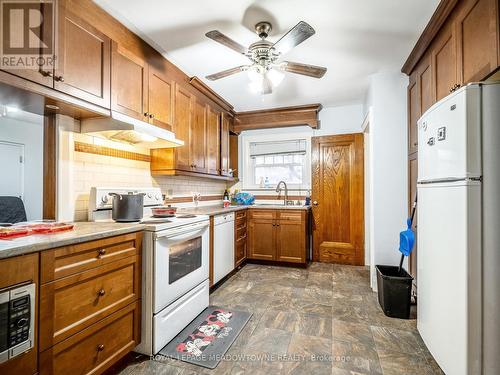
[205,21,327,94]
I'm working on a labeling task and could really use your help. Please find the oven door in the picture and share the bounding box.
[153,220,209,313]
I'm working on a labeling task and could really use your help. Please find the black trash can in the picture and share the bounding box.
[376,265,413,319]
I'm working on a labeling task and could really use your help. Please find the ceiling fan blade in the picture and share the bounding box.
[281,61,327,78]
[272,21,315,55]
[205,30,248,55]
[262,75,273,94]
[205,66,248,81]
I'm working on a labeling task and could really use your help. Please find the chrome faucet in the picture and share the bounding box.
[276,180,291,206]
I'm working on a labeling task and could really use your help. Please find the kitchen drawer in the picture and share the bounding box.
[248,209,276,220]
[39,255,140,351]
[39,301,140,375]
[236,225,247,242]
[235,210,247,220]
[41,232,142,283]
[278,210,305,222]
[235,240,246,266]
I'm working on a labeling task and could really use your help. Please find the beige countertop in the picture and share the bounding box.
[0,222,144,259]
[178,204,311,216]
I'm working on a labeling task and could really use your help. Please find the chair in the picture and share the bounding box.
[0,196,28,224]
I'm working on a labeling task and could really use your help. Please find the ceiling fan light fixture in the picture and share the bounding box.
[267,68,285,87]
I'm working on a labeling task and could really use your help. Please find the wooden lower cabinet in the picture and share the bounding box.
[0,254,39,375]
[39,301,140,375]
[247,209,308,264]
[39,232,142,375]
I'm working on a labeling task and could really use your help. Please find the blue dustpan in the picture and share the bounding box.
[399,218,415,257]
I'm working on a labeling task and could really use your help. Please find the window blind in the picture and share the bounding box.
[249,139,306,158]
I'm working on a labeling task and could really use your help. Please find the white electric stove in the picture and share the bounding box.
[89,187,210,355]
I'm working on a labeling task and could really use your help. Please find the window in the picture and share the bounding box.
[253,153,305,185]
[243,137,311,189]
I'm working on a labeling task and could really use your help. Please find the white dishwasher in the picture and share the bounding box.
[213,212,235,284]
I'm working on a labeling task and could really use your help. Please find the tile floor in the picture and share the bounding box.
[115,263,444,375]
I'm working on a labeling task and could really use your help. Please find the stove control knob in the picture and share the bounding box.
[147,193,152,199]
[155,194,161,201]
[101,195,109,204]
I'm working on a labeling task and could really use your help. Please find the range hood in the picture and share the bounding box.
[81,111,184,149]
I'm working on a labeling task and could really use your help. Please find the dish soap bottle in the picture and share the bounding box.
[223,189,230,208]
[264,177,270,188]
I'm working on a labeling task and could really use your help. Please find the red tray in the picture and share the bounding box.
[22,223,74,234]
[0,227,30,239]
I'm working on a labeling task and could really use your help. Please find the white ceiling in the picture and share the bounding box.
[94,0,439,111]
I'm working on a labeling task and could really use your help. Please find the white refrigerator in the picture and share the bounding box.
[417,82,500,375]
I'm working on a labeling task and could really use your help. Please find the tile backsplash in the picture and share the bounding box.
[57,115,227,221]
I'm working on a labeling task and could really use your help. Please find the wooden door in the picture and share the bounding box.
[248,211,276,260]
[276,211,306,263]
[408,155,418,282]
[148,68,174,130]
[431,20,458,101]
[456,0,499,84]
[0,2,54,87]
[206,105,220,175]
[407,72,420,155]
[111,42,148,121]
[173,84,193,171]
[190,99,207,173]
[220,114,231,176]
[311,134,364,265]
[55,9,110,107]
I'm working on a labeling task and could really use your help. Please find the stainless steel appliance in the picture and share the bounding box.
[0,283,35,363]
[417,82,500,375]
[109,192,145,222]
[88,187,210,356]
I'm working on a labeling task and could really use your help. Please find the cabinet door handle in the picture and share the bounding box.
[313,201,319,206]
[97,248,106,258]
[96,344,105,352]
[40,70,53,77]
[55,75,64,82]
[97,289,106,297]
[149,114,154,119]
[144,112,149,117]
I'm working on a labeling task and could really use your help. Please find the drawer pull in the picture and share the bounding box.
[97,344,105,352]
[97,248,106,258]
[98,289,106,297]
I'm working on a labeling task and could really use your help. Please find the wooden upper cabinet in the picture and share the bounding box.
[147,68,174,130]
[0,2,54,87]
[456,0,499,83]
[190,99,207,173]
[419,55,433,114]
[220,114,231,176]
[431,20,458,102]
[55,9,111,108]
[111,42,148,121]
[206,105,221,175]
[173,83,193,171]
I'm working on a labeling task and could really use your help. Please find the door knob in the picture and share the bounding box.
[313,201,318,205]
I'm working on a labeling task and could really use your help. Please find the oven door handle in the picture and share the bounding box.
[153,221,209,240]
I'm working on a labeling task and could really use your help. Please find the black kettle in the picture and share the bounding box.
[109,192,146,222]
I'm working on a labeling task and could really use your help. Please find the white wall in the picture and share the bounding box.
[363,71,409,290]
[0,114,44,220]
